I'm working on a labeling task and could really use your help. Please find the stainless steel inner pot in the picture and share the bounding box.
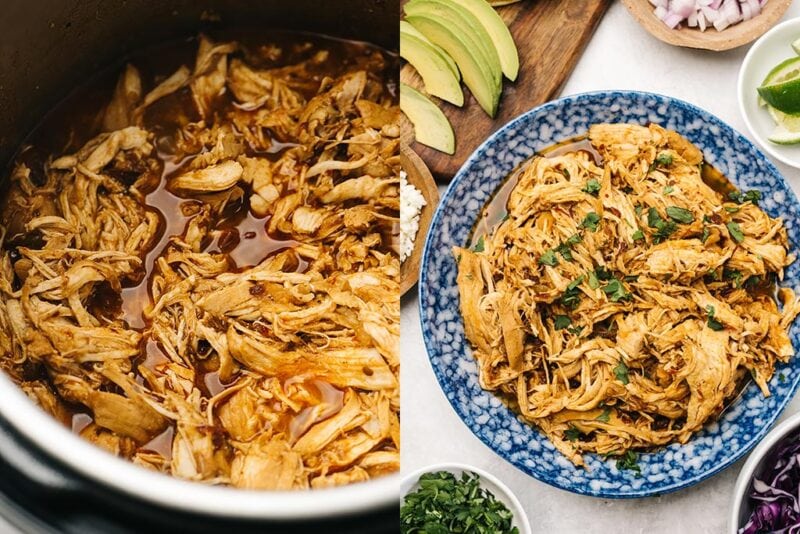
[0,0,400,525]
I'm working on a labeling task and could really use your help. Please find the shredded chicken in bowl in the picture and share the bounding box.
[0,34,399,489]
[455,123,800,465]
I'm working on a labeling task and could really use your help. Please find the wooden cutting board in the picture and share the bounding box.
[400,0,612,180]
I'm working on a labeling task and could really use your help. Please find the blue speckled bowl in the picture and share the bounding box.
[418,91,800,498]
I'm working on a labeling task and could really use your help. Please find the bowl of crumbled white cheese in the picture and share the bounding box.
[400,146,439,295]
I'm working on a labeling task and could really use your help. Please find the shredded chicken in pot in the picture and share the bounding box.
[455,123,800,465]
[0,34,400,488]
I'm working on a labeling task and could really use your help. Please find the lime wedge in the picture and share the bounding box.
[758,57,800,113]
[768,124,800,145]
[793,37,800,55]
[768,105,800,132]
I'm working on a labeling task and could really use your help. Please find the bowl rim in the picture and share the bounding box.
[419,89,800,498]
[728,409,800,533]
[0,369,399,519]
[737,16,800,169]
[400,462,532,534]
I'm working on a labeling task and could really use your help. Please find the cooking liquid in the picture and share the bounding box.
[2,31,398,445]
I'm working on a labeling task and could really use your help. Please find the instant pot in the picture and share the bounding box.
[0,1,399,531]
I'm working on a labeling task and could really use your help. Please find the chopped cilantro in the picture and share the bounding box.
[647,208,677,243]
[564,425,581,441]
[562,168,570,179]
[616,451,641,476]
[706,305,724,331]
[603,278,631,302]
[400,471,519,534]
[614,360,630,385]
[727,221,744,243]
[655,152,673,166]
[729,190,762,205]
[780,373,787,383]
[595,266,613,281]
[635,204,643,218]
[724,206,740,213]
[539,250,558,266]
[596,407,611,423]
[701,226,710,243]
[723,268,743,288]
[632,229,644,241]
[567,325,584,336]
[555,234,583,261]
[561,276,585,309]
[472,235,485,252]
[554,315,572,330]
[583,179,601,196]
[666,206,694,224]
[582,212,601,232]
[588,271,600,289]
[663,185,674,194]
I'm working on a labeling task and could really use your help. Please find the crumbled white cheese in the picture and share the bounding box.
[400,170,427,263]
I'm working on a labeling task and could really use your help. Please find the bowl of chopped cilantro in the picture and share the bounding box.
[400,463,530,534]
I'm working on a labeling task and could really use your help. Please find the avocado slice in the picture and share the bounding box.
[400,83,455,154]
[401,32,463,107]
[447,0,518,81]
[400,20,460,81]
[405,0,502,89]
[404,14,500,117]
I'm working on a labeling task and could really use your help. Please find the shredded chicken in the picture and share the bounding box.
[0,34,399,489]
[455,123,800,466]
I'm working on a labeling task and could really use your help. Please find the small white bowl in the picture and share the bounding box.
[738,17,800,169]
[400,463,532,534]
[729,410,800,533]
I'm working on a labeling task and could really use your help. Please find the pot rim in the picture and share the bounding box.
[0,372,398,520]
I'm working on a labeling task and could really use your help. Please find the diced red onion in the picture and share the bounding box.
[653,0,767,32]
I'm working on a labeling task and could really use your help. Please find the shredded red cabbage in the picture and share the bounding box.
[740,435,800,534]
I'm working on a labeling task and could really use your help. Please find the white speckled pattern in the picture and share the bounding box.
[418,91,800,498]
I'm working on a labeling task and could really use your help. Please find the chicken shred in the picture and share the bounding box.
[0,34,399,488]
[455,123,799,465]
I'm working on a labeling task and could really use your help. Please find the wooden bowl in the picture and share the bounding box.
[622,0,792,51]
[400,145,439,297]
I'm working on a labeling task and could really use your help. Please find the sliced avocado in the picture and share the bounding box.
[400,83,455,154]
[400,20,460,81]
[404,14,500,117]
[404,0,502,88]
[447,0,518,81]
[401,32,464,106]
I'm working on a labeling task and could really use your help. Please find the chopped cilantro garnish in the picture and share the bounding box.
[539,250,558,266]
[655,152,673,166]
[723,268,743,288]
[663,185,674,194]
[596,407,611,423]
[706,305,724,331]
[729,190,761,205]
[562,168,570,178]
[595,266,613,281]
[588,271,600,289]
[567,325,584,336]
[666,206,694,224]
[616,451,641,476]
[555,234,583,261]
[582,212,601,232]
[583,179,601,196]
[561,276,585,309]
[701,226,710,243]
[400,471,519,534]
[632,229,644,241]
[727,221,745,243]
[472,235,485,252]
[647,207,677,243]
[554,315,572,330]
[603,278,631,302]
[614,360,630,385]
[725,206,740,213]
[564,425,581,441]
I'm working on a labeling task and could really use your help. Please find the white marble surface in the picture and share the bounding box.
[401,3,800,533]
